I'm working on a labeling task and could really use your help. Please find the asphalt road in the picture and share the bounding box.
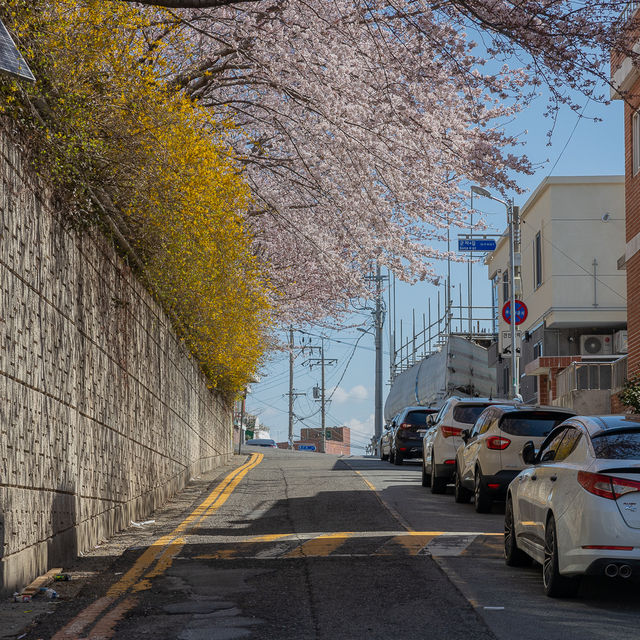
[12,449,640,639]
[349,456,640,640]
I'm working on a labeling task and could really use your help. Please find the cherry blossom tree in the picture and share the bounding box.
[120,0,628,324]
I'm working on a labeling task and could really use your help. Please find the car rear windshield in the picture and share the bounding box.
[453,404,491,425]
[404,411,432,426]
[592,430,640,459]
[499,412,569,437]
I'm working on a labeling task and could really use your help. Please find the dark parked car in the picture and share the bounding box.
[381,406,438,465]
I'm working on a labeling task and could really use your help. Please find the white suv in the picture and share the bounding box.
[454,404,575,512]
[422,397,512,493]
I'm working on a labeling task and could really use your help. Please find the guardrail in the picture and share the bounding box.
[391,303,496,378]
[555,355,628,400]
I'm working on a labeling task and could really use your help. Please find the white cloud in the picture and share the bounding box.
[330,384,369,404]
[345,414,376,451]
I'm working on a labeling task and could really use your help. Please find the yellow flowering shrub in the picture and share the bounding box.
[0,0,271,395]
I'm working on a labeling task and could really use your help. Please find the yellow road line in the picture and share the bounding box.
[284,532,354,558]
[107,453,262,598]
[194,533,292,560]
[52,453,263,640]
[351,468,415,532]
[377,534,438,556]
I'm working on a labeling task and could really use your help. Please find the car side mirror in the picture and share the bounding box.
[521,441,537,465]
[461,429,470,443]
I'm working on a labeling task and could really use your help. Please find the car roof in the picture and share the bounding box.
[402,406,439,412]
[489,404,575,415]
[570,414,640,437]
[447,397,513,405]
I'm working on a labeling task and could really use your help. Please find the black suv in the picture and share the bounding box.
[381,406,438,465]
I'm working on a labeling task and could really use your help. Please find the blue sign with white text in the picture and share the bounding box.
[457,238,497,252]
[298,444,316,451]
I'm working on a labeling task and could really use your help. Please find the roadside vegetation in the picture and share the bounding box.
[0,0,272,396]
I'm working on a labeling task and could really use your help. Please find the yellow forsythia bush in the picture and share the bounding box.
[1,0,272,395]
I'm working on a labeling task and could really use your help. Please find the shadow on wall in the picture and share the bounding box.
[47,488,77,576]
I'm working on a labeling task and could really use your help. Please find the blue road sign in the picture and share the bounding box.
[298,444,316,451]
[457,238,497,252]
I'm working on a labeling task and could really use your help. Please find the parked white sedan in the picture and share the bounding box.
[505,415,640,598]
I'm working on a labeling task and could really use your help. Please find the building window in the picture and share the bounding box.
[502,272,509,305]
[534,231,542,288]
[533,340,543,359]
[634,111,640,176]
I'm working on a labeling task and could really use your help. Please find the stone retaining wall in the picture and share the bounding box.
[0,126,233,594]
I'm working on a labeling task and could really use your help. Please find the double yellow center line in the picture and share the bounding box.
[52,453,263,640]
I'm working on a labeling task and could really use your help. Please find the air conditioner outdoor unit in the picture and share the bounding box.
[580,334,613,356]
[614,330,628,354]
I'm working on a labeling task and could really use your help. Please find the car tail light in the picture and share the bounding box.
[441,426,462,438]
[578,471,640,500]
[444,459,455,465]
[399,447,408,452]
[486,436,511,450]
[582,545,634,550]
[399,422,413,430]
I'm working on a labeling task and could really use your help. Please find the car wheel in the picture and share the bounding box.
[543,514,581,598]
[504,496,530,566]
[454,466,472,503]
[474,467,492,513]
[430,454,447,494]
[421,459,431,487]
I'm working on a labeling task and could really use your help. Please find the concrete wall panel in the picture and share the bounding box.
[0,127,232,595]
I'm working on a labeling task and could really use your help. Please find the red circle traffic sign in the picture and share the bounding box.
[502,300,528,325]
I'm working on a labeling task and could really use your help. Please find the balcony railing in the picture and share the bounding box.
[555,355,628,401]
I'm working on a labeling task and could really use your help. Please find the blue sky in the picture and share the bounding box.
[247,91,625,453]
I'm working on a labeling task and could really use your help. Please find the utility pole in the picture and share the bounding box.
[237,389,246,455]
[508,201,521,399]
[374,264,384,442]
[289,327,294,446]
[286,328,305,449]
[471,186,521,399]
[365,264,387,442]
[304,340,336,452]
[321,342,326,452]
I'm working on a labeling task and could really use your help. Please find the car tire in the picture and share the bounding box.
[504,496,530,566]
[430,454,447,494]
[393,448,403,465]
[543,514,581,598]
[474,467,492,513]
[421,460,431,487]
[454,466,472,503]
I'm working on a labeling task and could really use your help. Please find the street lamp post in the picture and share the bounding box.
[471,186,519,399]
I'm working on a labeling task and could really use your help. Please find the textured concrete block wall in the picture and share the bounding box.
[0,127,233,594]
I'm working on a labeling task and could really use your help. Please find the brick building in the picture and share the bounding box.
[278,427,351,455]
[612,3,640,379]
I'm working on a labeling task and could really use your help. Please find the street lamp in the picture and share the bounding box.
[471,186,519,399]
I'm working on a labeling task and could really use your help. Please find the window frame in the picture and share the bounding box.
[534,231,542,288]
